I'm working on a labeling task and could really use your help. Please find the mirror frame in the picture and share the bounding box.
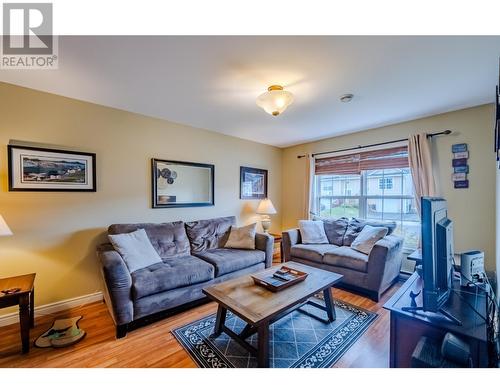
[151,158,215,208]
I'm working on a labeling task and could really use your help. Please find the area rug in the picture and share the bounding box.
[172,299,377,368]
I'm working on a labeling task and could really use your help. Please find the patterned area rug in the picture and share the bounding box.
[172,298,377,368]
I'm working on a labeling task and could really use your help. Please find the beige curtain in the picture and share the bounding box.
[408,133,436,216]
[303,154,316,219]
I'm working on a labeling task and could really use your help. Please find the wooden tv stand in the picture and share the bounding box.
[384,272,489,367]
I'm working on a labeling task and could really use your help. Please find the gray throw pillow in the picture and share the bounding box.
[351,225,388,255]
[313,215,349,246]
[298,220,329,244]
[108,228,163,273]
[224,223,257,250]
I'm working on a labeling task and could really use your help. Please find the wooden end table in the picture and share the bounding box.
[269,233,283,262]
[202,262,343,367]
[0,273,36,353]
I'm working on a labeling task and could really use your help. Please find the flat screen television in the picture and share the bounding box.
[421,197,454,314]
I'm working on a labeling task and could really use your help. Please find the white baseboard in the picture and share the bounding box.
[0,292,103,327]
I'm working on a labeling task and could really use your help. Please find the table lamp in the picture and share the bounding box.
[0,215,12,236]
[256,198,277,233]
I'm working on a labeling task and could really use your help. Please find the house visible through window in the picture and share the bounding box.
[314,146,420,250]
[378,177,393,190]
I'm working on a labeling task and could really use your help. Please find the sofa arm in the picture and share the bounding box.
[255,233,274,268]
[367,234,404,292]
[97,243,133,326]
[282,228,301,262]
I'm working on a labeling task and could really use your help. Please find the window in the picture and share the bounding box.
[317,174,361,218]
[378,177,393,190]
[314,147,420,250]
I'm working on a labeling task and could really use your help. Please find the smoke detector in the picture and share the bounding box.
[340,94,354,103]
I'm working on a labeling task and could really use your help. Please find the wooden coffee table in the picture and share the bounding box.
[202,262,343,367]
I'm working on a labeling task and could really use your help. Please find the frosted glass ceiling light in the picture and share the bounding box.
[256,85,294,116]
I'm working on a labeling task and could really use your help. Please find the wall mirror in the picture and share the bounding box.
[152,158,214,208]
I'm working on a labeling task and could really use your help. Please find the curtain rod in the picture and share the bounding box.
[296,130,452,159]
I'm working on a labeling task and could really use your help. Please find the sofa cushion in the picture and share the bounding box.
[108,228,163,273]
[131,255,214,300]
[351,225,388,255]
[194,248,265,277]
[108,222,190,258]
[298,220,329,244]
[224,223,257,250]
[185,216,236,253]
[323,246,369,272]
[290,243,340,264]
[343,218,397,246]
[313,216,349,246]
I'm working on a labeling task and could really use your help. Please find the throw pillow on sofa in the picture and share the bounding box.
[224,223,257,250]
[343,218,397,246]
[312,215,349,246]
[108,228,162,273]
[298,220,329,244]
[351,225,388,255]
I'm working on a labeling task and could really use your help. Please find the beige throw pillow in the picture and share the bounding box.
[298,220,329,244]
[224,223,257,250]
[351,225,388,255]
[108,228,163,273]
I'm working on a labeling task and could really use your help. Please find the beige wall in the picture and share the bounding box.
[282,104,496,271]
[0,82,282,314]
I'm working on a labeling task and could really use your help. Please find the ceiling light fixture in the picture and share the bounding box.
[256,85,294,116]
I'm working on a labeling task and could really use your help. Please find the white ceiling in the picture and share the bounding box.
[2,36,500,147]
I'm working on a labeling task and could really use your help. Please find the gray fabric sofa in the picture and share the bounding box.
[97,216,274,338]
[282,217,404,301]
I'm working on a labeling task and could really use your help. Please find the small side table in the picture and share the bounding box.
[407,249,422,263]
[0,273,36,353]
[407,249,422,272]
[269,233,283,263]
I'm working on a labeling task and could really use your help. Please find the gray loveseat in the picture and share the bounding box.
[97,216,274,338]
[282,218,403,301]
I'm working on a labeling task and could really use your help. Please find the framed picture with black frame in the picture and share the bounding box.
[240,166,268,200]
[152,158,215,208]
[8,144,96,192]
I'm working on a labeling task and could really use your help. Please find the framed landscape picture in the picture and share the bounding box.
[8,145,96,192]
[240,166,268,200]
[152,158,214,208]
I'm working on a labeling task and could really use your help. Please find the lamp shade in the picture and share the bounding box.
[256,85,294,116]
[256,199,277,215]
[0,215,12,236]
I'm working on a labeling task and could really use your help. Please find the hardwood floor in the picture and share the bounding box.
[0,281,401,368]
